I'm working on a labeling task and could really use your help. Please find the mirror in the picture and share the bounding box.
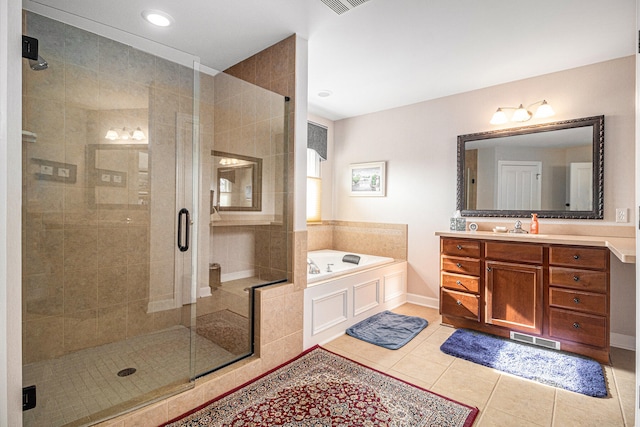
[87,144,149,209]
[457,116,604,219]
[212,151,262,211]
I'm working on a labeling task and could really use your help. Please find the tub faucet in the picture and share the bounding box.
[307,258,321,274]
[326,263,333,273]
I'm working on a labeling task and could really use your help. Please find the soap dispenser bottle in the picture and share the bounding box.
[530,213,539,234]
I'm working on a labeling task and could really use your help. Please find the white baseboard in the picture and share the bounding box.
[610,332,635,351]
[406,293,439,309]
[198,287,212,298]
[221,269,254,282]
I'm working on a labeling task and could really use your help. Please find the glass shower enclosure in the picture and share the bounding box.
[22,10,289,426]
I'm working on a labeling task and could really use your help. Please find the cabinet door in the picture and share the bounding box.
[486,260,543,334]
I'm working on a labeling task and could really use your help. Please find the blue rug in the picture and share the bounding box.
[346,310,428,350]
[440,329,607,397]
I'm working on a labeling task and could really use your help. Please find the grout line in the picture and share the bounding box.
[549,389,557,427]
[610,359,630,426]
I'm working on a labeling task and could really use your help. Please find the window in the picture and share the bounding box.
[306,148,322,223]
[307,122,327,223]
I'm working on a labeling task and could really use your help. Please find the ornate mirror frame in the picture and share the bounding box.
[456,115,604,219]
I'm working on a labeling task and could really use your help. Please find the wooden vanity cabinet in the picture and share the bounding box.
[485,241,543,335]
[440,239,481,322]
[547,245,609,356]
[439,237,611,364]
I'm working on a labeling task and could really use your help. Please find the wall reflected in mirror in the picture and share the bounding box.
[457,116,603,219]
[212,151,262,211]
[87,144,149,209]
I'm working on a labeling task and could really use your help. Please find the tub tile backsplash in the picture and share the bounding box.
[308,221,408,261]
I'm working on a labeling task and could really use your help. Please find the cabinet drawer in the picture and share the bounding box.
[549,308,607,348]
[549,246,608,270]
[485,242,543,264]
[440,289,480,321]
[549,287,607,315]
[441,238,480,258]
[441,256,480,276]
[441,272,479,293]
[549,267,607,293]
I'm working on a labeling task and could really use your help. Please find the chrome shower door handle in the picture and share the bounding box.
[177,208,190,252]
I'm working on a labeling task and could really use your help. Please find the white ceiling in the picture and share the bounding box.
[24,0,636,120]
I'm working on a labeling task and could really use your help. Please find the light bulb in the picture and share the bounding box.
[132,127,145,140]
[511,104,532,122]
[534,100,555,119]
[490,108,508,125]
[105,128,119,140]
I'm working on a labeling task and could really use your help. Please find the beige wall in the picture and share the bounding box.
[329,56,636,340]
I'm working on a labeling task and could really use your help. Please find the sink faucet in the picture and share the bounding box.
[509,220,528,234]
[307,258,321,274]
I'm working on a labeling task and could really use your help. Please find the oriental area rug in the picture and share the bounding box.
[164,346,478,426]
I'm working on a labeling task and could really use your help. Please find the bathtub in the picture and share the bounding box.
[307,250,395,285]
[303,250,407,348]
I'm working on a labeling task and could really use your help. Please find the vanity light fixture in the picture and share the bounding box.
[141,10,174,27]
[490,100,555,125]
[104,127,146,141]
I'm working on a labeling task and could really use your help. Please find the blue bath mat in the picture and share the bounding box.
[346,310,428,350]
[440,329,607,397]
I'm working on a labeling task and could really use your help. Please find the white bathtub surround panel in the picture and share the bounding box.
[304,260,407,348]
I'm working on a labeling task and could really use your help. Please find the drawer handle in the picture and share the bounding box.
[573,276,580,282]
[456,245,463,250]
[573,255,580,260]
[456,280,462,285]
[456,263,462,268]
[573,297,581,304]
[573,322,580,329]
[486,267,492,272]
[456,300,462,306]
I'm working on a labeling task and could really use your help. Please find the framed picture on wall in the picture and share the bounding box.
[349,161,386,196]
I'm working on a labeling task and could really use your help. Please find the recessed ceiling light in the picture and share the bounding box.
[318,90,333,98]
[141,10,174,27]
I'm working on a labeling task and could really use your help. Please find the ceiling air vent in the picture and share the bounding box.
[320,0,372,15]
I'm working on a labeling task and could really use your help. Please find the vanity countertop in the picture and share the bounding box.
[435,230,636,264]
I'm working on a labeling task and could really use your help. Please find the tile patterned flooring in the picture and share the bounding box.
[324,304,635,427]
[22,326,235,427]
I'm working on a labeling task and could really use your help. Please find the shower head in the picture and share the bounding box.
[29,55,48,71]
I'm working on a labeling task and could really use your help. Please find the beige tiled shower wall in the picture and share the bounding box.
[224,35,298,285]
[22,12,202,364]
[308,220,408,261]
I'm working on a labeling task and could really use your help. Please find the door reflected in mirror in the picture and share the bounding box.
[212,151,262,211]
[457,116,603,219]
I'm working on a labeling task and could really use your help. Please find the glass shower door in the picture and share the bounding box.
[21,11,198,426]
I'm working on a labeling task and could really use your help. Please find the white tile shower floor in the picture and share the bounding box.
[23,326,235,427]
